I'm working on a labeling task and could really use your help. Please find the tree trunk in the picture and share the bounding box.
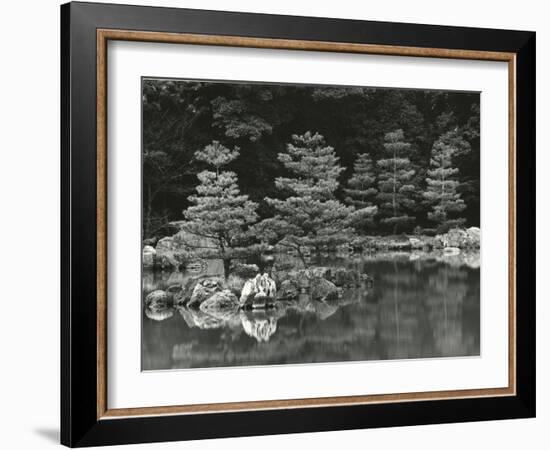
[223,258,231,280]
[296,246,308,268]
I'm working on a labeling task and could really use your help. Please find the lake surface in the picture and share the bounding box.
[142,253,480,370]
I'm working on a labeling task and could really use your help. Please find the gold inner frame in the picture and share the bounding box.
[96,29,517,420]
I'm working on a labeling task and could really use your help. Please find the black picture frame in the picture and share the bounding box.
[61,1,536,447]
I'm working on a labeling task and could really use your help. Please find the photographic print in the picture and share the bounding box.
[141,78,481,370]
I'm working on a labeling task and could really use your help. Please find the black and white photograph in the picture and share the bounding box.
[141,78,481,370]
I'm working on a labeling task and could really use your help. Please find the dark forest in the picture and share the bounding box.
[142,78,480,242]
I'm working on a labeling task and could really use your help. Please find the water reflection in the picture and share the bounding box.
[142,253,480,370]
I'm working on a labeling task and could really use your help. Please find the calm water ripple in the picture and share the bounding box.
[142,253,480,370]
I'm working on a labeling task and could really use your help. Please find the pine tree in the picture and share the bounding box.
[423,131,467,232]
[260,132,355,264]
[181,141,259,278]
[344,153,378,232]
[376,129,416,234]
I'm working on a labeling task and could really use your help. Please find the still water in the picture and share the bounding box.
[142,253,480,370]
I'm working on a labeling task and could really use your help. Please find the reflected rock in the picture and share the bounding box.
[199,290,239,321]
[172,341,196,361]
[144,306,174,322]
[144,290,171,309]
[240,311,278,342]
[463,252,480,269]
[304,300,338,320]
[332,268,360,287]
[443,247,461,256]
[166,283,182,296]
[142,270,155,294]
[177,306,223,329]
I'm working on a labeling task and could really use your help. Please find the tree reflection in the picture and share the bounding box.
[142,254,480,370]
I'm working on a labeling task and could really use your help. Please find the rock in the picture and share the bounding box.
[240,279,255,305]
[174,277,199,306]
[144,290,171,309]
[143,237,158,247]
[156,236,177,253]
[276,279,299,301]
[467,227,481,247]
[154,236,188,270]
[142,245,156,268]
[361,274,375,288]
[166,283,182,295]
[435,227,480,249]
[199,290,239,320]
[185,259,208,274]
[187,276,225,308]
[332,268,360,287]
[409,237,422,249]
[443,247,461,255]
[309,266,332,279]
[446,228,469,247]
[375,235,411,251]
[310,278,339,301]
[251,292,272,309]
[239,273,276,305]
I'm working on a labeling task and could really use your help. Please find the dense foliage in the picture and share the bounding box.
[179,141,259,276]
[143,79,480,240]
[258,132,356,262]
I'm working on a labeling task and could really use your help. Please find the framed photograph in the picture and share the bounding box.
[61,1,536,447]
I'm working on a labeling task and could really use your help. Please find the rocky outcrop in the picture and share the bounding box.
[310,277,339,301]
[274,266,364,292]
[276,279,299,301]
[435,227,480,250]
[142,245,156,269]
[332,268,361,287]
[466,227,481,245]
[239,273,277,306]
[199,290,239,320]
[173,277,199,306]
[187,276,225,308]
[153,236,183,270]
[184,259,208,273]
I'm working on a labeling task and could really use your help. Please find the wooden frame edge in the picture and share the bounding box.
[97,28,516,61]
[95,28,517,420]
[97,29,108,419]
